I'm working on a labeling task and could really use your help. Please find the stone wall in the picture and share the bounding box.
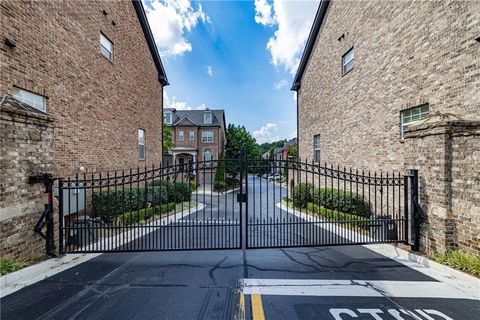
[404,116,480,254]
[0,97,53,260]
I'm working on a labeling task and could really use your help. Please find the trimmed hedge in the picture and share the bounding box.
[115,203,176,226]
[292,183,314,208]
[306,203,368,222]
[92,189,145,223]
[150,180,192,203]
[313,188,370,218]
[291,184,370,218]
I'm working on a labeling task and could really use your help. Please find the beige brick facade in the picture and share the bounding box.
[295,0,480,253]
[1,0,166,178]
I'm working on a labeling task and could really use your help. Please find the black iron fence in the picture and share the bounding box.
[33,155,422,255]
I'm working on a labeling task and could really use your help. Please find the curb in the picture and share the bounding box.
[0,202,206,298]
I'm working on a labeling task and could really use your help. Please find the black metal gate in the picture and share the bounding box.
[52,156,422,254]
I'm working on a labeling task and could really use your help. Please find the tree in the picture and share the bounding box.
[214,152,226,191]
[163,121,173,153]
[225,124,260,176]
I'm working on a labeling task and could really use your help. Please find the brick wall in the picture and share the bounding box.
[297,1,480,253]
[1,0,164,178]
[0,98,53,260]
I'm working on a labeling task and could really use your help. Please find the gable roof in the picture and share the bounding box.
[165,109,226,128]
[173,115,198,126]
[291,0,330,91]
[132,0,169,86]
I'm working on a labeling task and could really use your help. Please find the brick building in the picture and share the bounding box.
[164,108,226,184]
[1,0,168,260]
[292,0,479,254]
[1,0,168,177]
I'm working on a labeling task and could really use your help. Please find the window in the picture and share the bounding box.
[164,112,172,124]
[401,104,429,138]
[313,135,321,164]
[138,129,145,160]
[202,131,214,143]
[189,131,195,141]
[100,33,113,61]
[12,87,46,112]
[204,112,212,124]
[342,47,354,74]
[179,130,184,141]
[203,148,212,162]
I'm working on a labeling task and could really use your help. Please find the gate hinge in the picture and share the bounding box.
[237,193,247,203]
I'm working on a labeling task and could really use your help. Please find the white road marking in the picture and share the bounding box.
[241,279,479,300]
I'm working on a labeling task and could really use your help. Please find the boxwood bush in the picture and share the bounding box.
[292,183,314,208]
[150,180,191,203]
[291,184,370,218]
[313,188,370,218]
[115,202,176,226]
[92,188,145,223]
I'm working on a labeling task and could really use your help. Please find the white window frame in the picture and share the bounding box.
[12,87,47,112]
[100,33,113,61]
[313,134,321,164]
[342,47,354,75]
[164,112,172,125]
[202,131,214,143]
[203,148,212,162]
[189,131,195,141]
[179,130,184,141]
[204,112,212,124]
[138,129,145,160]
[400,104,429,138]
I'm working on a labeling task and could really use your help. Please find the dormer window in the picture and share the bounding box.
[164,112,172,124]
[204,111,212,124]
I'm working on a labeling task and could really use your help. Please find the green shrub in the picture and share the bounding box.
[214,181,227,191]
[150,180,191,203]
[306,203,368,223]
[189,180,198,191]
[0,259,28,275]
[432,250,480,277]
[292,183,314,208]
[92,188,145,223]
[115,203,176,226]
[313,188,370,218]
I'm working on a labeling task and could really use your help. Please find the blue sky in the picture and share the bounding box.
[143,0,319,143]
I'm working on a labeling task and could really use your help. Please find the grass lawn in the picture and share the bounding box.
[0,255,48,276]
[432,250,480,278]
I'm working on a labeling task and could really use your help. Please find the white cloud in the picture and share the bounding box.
[292,91,297,101]
[206,65,214,77]
[164,91,208,110]
[254,0,275,26]
[252,123,280,144]
[274,79,288,89]
[144,0,210,56]
[254,0,320,74]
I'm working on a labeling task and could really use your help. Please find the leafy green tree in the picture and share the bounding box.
[225,124,260,176]
[214,152,226,191]
[163,121,173,153]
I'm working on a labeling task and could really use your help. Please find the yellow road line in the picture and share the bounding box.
[239,292,246,320]
[251,294,266,320]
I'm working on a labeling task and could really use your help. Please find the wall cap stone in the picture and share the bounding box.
[404,112,480,139]
[0,96,53,125]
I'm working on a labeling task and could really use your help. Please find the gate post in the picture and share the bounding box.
[410,169,421,251]
[58,178,64,255]
[238,148,248,250]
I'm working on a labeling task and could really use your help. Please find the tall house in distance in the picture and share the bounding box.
[293,0,479,254]
[1,0,168,177]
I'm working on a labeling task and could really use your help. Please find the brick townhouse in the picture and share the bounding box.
[164,108,226,184]
[292,0,479,254]
[1,0,168,260]
[1,0,168,177]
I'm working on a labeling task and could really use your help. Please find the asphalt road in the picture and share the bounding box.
[1,176,478,319]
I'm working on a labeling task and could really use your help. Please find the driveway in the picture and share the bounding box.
[1,176,478,320]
